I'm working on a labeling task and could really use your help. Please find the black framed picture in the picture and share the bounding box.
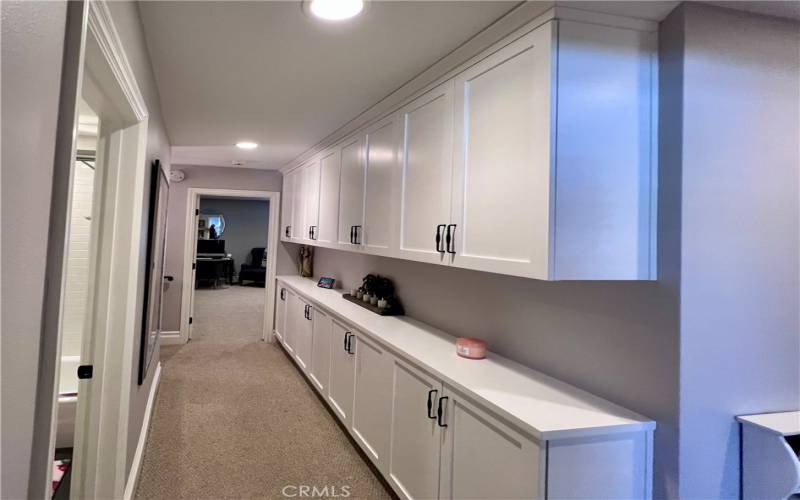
[138,159,170,385]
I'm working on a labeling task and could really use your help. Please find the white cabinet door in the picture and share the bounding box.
[317,149,340,244]
[352,332,393,472]
[451,25,554,279]
[274,286,288,343]
[387,358,443,500]
[308,306,331,393]
[363,115,399,255]
[337,136,365,247]
[302,159,321,242]
[292,296,313,371]
[281,170,295,240]
[282,288,297,354]
[397,82,455,265]
[290,168,306,240]
[439,386,544,500]
[327,318,356,426]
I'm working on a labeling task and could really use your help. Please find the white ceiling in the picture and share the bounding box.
[140,0,519,169]
[141,0,799,170]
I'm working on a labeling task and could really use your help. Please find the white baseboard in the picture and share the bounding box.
[123,361,162,500]
[159,331,183,345]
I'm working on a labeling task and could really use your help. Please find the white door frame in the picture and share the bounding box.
[37,1,151,499]
[178,188,281,344]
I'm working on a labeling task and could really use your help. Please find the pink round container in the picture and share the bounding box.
[455,337,487,359]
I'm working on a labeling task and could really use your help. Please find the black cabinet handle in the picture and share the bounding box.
[353,225,361,245]
[306,305,312,320]
[285,225,291,237]
[343,331,350,351]
[346,332,355,354]
[436,224,446,253]
[308,226,312,239]
[303,304,307,319]
[280,288,285,300]
[437,396,448,427]
[310,226,317,240]
[446,224,457,254]
[427,389,439,419]
[350,225,355,244]
[164,275,174,282]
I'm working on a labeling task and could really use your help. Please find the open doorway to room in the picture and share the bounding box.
[192,196,271,343]
[178,189,280,346]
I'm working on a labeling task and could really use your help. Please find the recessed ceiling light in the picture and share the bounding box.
[236,141,258,149]
[305,0,364,21]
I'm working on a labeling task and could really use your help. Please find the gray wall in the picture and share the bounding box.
[199,198,270,272]
[291,242,682,499]
[672,4,800,499]
[107,0,174,476]
[1,2,68,498]
[163,165,282,331]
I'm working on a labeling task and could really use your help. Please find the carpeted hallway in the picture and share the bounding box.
[135,285,392,499]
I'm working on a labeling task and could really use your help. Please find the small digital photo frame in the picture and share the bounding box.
[317,277,335,289]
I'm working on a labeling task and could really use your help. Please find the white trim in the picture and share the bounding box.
[87,0,147,121]
[122,362,161,500]
[179,188,281,344]
[158,331,182,345]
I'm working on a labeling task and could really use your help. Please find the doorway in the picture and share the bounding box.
[179,189,280,344]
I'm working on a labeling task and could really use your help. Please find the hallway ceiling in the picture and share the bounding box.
[140,1,519,169]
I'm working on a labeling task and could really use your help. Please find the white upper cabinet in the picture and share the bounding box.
[281,13,656,280]
[450,26,553,280]
[302,159,321,242]
[363,115,400,256]
[317,149,341,244]
[337,136,366,247]
[397,81,455,265]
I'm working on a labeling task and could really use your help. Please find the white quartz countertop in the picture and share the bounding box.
[737,411,800,436]
[277,275,656,440]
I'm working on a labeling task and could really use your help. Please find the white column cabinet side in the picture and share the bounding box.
[337,136,366,247]
[327,318,356,426]
[363,115,400,256]
[317,148,341,244]
[308,305,332,393]
[397,81,455,265]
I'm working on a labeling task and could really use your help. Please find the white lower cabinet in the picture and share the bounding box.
[351,332,393,472]
[276,278,654,500]
[327,318,356,425]
[308,306,332,393]
[439,387,544,500]
[274,286,288,343]
[387,358,443,500]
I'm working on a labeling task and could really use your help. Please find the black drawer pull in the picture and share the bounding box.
[427,389,438,419]
[350,225,355,244]
[435,224,446,253]
[346,332,355,354]
[306,305,312,320]
[437,396,448,427]
[353,225,361,245]
[446,224,457,254]
[343,331,349,351]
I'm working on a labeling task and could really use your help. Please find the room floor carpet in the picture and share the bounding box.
[135,285,392,499]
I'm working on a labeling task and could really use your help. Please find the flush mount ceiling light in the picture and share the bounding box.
[236,141,258,149]
[304,0,365,21]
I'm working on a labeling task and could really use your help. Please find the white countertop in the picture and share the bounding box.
[737,411,800,436]
[277,275,656,440]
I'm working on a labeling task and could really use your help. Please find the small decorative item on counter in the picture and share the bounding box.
[356,289,364,299]
[299,245,314,277]
[370,295,378,305]
[455,337,487,360]
[342,273,404,316]
[377,298,388,309]
[317,277,335,289]
[362,293,371,303]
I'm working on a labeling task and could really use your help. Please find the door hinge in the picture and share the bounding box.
[189,317,193,325]
[77,365,93,380]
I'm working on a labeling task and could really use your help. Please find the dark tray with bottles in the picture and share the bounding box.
[342,293,404,316]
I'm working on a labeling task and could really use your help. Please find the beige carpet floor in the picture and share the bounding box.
[135,285,392,499]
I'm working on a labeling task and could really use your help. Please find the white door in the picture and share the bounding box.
[397,81,455,265]
[293,297,314,371]
[450,25,554,279]
[281,169,294,240]
[317,148,340,244]
[387,358,444,500]
[290,168,306,240]
[303,159,321,242]
[274,286,288,343]
[337,136,365,246]
[363,115,399,255]
[308,305,332,393]
[282,288,297,354]
[327,318,356,425]
[438,386,544,500]
[352,332,393,473]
